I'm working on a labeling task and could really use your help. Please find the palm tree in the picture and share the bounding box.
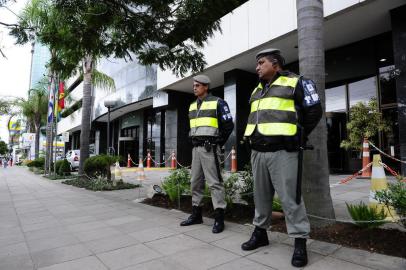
[14,82,48,159]
[296,0,335,226]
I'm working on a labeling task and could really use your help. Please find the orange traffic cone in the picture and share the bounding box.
[231,146,237,173]
[358,138,371,178]
[369,154,398,221]
[147,151,151,168]
[127,153,131,168]
[171,151,177,169]
[137,157,146,181]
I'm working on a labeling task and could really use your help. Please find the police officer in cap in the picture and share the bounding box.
[180,74,234,233]
[241,49,322,267]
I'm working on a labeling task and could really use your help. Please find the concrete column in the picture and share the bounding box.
[391,5,406,174]
[165,109,177,167]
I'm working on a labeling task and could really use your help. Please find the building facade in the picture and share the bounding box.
[59,0,406,174]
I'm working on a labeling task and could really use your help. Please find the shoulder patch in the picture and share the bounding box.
[301,79,320,106]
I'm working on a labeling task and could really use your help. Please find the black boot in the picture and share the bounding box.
[212,208,225,233]
[180,206,203,226]
[291,238,308,267]
[241,226,269,251]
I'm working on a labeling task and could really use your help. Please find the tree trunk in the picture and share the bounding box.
[34,121,40,159]
[296,0,335,227]
[78,54,93,177]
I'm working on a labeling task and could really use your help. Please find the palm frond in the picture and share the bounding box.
[91,69,115,92]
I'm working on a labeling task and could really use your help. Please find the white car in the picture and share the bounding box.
[65,150,80,171]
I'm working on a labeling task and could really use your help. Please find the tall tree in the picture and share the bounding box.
[0,140,8,155]
[296,0,335,226]
[14,82,48,159]
[11,0,247,176]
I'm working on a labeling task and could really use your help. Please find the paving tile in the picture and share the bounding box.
[21,220,62,232]
[268,232,291,244]
[306,256,373,270]
[246,243,324,270]
[0,242,30,259]
[211,257,273,270]
[184,226,239,243]
[0,233,26,246]
[0,253,34,270]
[164,221,207,233]
[96,244,162,270]
[112,219,163,234]
[212,233,262,256]
[84,234,140,254]
[66,221,108,232]
[72,226,122,242]
[59,215,97,225]
[121,257,189,270]
[37,256,108,270]
[103,215,142,226]
[332,247,406,270]
[31,243,92,268]
[129,226,178,243]
[308,240,342,255]
[27,234,80,253]
[24,227,72,242]
[169,243,240,270]
[146,234,206,256]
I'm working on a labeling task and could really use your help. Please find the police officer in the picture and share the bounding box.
[241,49,322,267]
[180,74,234,234]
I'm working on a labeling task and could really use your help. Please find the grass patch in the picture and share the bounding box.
[62,177,140,191]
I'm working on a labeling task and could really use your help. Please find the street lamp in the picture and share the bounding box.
[104,99,117,155]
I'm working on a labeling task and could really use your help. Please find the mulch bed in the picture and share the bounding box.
[142,194,406,258]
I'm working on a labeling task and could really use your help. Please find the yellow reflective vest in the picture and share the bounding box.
[189,95,220,137]
[244,74,299,137]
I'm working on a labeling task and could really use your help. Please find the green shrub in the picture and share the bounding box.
[63,177,139,191]
[224,173,239,206]
[26,157,45,168]
[83,155,119,179]
[375,181,406,227]
[202,182,212,204]
[346,202,387,229]
[162,168,191,202]
[239,165,254,206]
[273,196,283,212]
[58,159,71,176]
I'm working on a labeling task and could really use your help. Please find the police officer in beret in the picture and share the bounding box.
[180,74,234,233]
[241,49,322,267]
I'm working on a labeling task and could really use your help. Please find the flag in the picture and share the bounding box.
[58,82,65,110]
[54,81,65,122]
[47,79,54,124]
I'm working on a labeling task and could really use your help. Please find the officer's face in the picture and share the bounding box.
[193,81,209,98]
[256,56,277,81]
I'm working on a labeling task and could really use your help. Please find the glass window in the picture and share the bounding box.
[348,76,377,107]
[326,85,346,112]
[379,65,397,106]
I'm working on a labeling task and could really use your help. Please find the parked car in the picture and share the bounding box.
[65,150,80,171]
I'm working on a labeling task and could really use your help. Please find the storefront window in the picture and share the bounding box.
[348,76,377,107]
[325,85,346,112]
[379,65,397,106]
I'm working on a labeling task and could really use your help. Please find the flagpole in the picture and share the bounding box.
[53,77,60,178]
[49,74,55,176]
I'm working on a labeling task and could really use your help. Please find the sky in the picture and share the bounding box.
[0,0,31,142]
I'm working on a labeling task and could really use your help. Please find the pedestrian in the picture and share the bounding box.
[180,74,234,233]
[241,49,322,267]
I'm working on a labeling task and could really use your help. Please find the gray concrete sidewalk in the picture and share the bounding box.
[1,167,404,270]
